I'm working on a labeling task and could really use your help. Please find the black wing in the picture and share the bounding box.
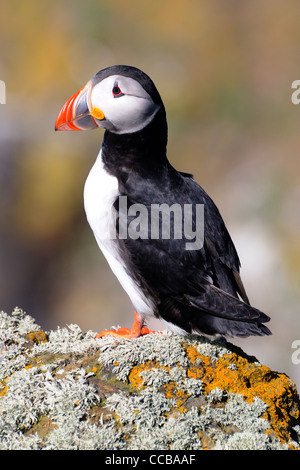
[114,164,271,337]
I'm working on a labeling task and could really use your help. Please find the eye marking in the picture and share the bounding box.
[112,81,124,98]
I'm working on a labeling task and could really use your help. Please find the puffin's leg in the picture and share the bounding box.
[95,311,155,339]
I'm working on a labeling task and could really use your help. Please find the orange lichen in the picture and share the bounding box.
[24,330,48,346]
[127,342,300,444]
[162,382,189,410]
[183,345,300,443]
[128,363,153,389]
[128,362,189,409]
[185,344,202,364]
[0,378,8,397]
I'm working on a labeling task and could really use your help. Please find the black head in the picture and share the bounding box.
[55,65,164,134]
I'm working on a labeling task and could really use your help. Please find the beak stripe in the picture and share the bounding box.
[55,88,84,131]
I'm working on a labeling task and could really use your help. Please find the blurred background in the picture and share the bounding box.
[0,0,299,389]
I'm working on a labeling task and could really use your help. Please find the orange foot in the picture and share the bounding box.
[95,312,156,339]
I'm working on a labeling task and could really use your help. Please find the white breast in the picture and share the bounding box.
[83,148,155,318]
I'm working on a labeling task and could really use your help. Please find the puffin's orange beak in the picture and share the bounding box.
[55,81,105,131]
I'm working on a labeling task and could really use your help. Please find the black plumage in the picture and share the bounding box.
[99,67,271,337]
[56,65,271,338]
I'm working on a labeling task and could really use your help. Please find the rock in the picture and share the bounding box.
[0,307,299,450]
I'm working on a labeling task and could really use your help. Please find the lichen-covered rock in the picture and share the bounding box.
[0,308,299,450]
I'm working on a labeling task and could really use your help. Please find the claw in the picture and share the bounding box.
[95,312,156,339]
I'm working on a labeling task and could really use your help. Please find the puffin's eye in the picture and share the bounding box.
[112,82,124,98]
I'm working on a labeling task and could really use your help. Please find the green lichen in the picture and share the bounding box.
[0,308,299,450]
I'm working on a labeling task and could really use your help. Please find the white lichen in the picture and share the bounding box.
[98,331,189,382]
[0,308,298,450]
[207,387,225,403]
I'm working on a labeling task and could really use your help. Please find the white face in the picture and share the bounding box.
[90,75,160,134]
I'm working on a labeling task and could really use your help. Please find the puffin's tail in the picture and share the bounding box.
[159,285,271,338]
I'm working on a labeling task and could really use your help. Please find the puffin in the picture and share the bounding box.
[55,65,271,339]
